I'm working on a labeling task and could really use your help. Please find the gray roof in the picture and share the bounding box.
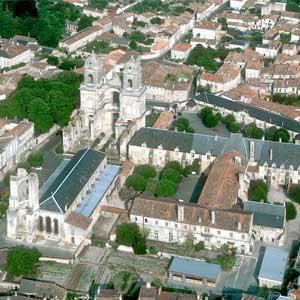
[244,201,285,229]
[258,247,288,283]
[129,128,300,169]
[40,148,105,214]
[194,93,300,133]
[169,257,220,281]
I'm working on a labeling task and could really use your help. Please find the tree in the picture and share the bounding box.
[165,161,182,174]
[286,202,297,221]
[47,56,59,66]
[134,165,156,179]
[150,17,164,24]
[132,232,147,255]
[129,40,137,50]
[28,98,53,134]
[248,180,268,202]
[89,0,108,9]
[156,179,177,197]
[222,114,236,126]
[265,126,277,141]
[0,11,20,38]
[78,15,94,31]
[125,174,147,192]
[244,123,264,139]
[6,247,41,277]
[185,232,195,248]
[274,128,290,143]
[145,179,158,194]
[199,107,220,128]
[289,185,300,204]
[175,117,189,131]
[27,151,44,167]
[161,168,181,184]
[116,223,140,246]
[287,1,300,12]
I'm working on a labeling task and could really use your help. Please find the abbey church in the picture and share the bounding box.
[63,50,146,153]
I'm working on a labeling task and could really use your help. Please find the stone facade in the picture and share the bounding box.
[63,52,146,154]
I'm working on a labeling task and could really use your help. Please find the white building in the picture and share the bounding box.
[171,43,192,60]
[193,21,221,40]
[6,149,120,251]
[230,0,247,10]
[0,119,34,180]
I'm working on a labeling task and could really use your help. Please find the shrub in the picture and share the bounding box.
[248,180,268,202]
[47,56,59,66]
[27,151,44,167]
[182,165,193,177]
[195,241,205,251]
[286,202,297,221]
[148,246,158,255]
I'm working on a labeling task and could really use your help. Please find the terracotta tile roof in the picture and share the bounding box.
[152,112,173,129]
[151,40,169,52]
[198,151,247,209]
[62,25,102,45]
[172,43,192,52]
[131,195,252,233]
[65,212,91,230]
[194,20,220,30]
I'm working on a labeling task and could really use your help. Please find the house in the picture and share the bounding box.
[255,41,281,59]
[193,21,221,40]
[0,119,34,180]
[59,25,103,53]
[243,201,285,246]
[97,289,122,300]
[0,39,31,69]
[258,247,288,288]
[168,257,221,287]
[230,0,247,10]
[171,43,192,60]
[228,40,249,50]
[18,278,67,300]
[199,63,241,93]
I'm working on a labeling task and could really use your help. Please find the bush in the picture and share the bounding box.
[125,174,147,192]
[286,202,297,221]
[248,180,268,202]
[289,185,300,204]
[47,56,59,66]
[27,151,44,167]
[182,165,193,177]
[134,164,156,179]
[6,247,41,277]
[148,245,158,255]
[195,241,205,251]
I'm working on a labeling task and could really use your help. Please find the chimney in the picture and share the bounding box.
[178,203,184,222]
[250,141,254,159]
[269,148,273,161]
[210,209,215,224]
[146,281,151,288]
[237,221,241,231]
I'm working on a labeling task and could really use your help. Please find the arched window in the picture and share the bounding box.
[38,216,43,232]
[46,217,52,234]
[54,219,59,235]
[112,91,120,105]
[128,79,133,88]
[87,74,93,84]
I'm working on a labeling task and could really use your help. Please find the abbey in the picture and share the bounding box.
[63,51,146,153]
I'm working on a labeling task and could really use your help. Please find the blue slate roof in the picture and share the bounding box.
[40,148,105,214]
[258,247,288,283]
[194,93,300,132]
[169,257,221,281]
[244,201,285,229]
[129,128,300,169]
[75,164,120,217]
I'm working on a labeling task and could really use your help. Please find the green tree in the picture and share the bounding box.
[47,56,59,66]
[116,223,140,246]
[134,164,156,179]
[89,0,108,9]
[175,117,189,131]
[133,232,147,255]
[274,128,290,143]
[161,168,181,184]
[249,180,268,202]
[156,179,177,197]
[289,185,300,204]
[286,202,297,221]
[28,98,53,134]
[265,126,277,141]
[145,179,158,194]
[244,123,264,139]
[6,247,41,277]
[78,15,94,31]
[125,174,147,192]
[286,1,300,12]
[27,151,44,167]
[129,40,137,50]
[185,232,195,248]
[150,17,164,24]
[222,114,236,126]
[165,161,182,174]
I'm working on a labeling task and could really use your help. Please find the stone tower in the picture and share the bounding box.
[119,55,146,121]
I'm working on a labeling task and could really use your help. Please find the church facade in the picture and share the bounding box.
[63,52,146,153]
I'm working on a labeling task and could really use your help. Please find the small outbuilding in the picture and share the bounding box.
[168,257,221,287]
[258,247,288,288]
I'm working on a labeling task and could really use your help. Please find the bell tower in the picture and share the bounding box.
[119,55,146,121]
